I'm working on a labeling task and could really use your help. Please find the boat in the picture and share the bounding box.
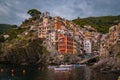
[73,64,81,67]
[59,64,72,68]
[54,67,71,71]
[48,66,57,70]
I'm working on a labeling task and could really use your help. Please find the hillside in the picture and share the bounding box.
[0,9,119,66]
[0,24,17,34]
[73,15,120,33]
[0,10,51,65]
[0,26,49,65]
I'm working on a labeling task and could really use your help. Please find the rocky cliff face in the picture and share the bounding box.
[93,23,120,71]
[0,24,49,65]
[4,39,49,65]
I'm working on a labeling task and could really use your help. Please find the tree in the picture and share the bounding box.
[27,9,41,18]
[11,25,17,28]
[0,35,5,42]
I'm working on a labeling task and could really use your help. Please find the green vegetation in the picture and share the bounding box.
[21,19,34,27]
[5,38,49,64]
[21,9,42,27]
[27,9,41,18]
[0,35,5,42]
[0,24,17,34]
[5,27,28,41]
[0,9,49,65]
[73,15,120,33]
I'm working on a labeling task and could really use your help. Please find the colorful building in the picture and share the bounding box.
[57,33,73,54]
[38,17,53,38]
[38,14,85,55]
[73,40,77,54]
[83,31,92,54]
[55,21,61,30]
[48,31,56,43]
[83,39,92,54]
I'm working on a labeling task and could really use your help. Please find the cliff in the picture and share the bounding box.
[0,25,49,65]
[92,23,120,72]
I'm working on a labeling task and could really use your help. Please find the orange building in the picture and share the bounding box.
[58,34,73,54]
[55,21,61,30]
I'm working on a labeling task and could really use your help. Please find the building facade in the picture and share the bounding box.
[57,33,73,54]
[83,39,92,54]
[73,40,77,54]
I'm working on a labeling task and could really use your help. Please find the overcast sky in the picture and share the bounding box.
[0,0,120,25]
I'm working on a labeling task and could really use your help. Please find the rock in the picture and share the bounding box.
[0,38,49,65]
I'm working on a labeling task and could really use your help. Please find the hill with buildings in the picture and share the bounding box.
[0,9,96,65]
[0,9,119,70]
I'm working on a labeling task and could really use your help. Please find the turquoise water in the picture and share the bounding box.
[0,64,119,80]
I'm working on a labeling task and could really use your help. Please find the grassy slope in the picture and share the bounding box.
[0,24,17,34]
[0,24,11,34]
[73,15,120,33]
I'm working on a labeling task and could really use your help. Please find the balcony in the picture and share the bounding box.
[58,49,66,52]
[58,45,66,48]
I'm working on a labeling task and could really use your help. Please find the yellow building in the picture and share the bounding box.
[84,31,91,38]
[73,40,77,54]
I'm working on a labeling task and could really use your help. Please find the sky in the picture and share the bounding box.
[0,0,120,25]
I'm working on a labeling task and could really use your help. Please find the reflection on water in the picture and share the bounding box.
[0,64,37,80]
[92,70,120,80]
[0,64,119,80]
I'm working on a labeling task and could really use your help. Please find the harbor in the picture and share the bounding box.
[0,64,119,80]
